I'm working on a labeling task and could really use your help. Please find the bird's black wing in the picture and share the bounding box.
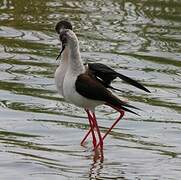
[75,73,140,115]
[87,63,150,93]
[87,63,117,85]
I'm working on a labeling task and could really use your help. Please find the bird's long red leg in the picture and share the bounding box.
[81,109,97,148]
[80,111,96,145]
[87,110,97,148]
[95,108,124,149]
[81,110,94,145]
[102,110,124,140]
[81,128,91,144]
[81,104,125,152]
[80,129,91,145]
[91,112,104,158]
[82,106,125,147]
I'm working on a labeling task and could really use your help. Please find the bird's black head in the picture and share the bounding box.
[55,21,73,60]
[56,29,78,60]
[55,20,72,34]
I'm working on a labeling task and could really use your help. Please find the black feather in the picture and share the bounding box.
[88,63,150,93]
[75,73,140,115]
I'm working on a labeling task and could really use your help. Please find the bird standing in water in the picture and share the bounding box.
[54,21,150,159]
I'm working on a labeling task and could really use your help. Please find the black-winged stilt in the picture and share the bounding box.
[54,21,150,158]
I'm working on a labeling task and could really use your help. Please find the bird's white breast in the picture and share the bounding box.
[63,70,103,111]
[54,66,67,96]
[54,50,69,96]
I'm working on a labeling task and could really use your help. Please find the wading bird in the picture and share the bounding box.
[54,21,150,158]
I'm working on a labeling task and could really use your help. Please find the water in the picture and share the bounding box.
[0,0,181,179]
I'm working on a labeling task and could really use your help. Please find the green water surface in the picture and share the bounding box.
[0,0,181,179]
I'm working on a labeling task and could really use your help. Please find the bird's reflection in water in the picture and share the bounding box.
[82,141,104,160]
[84,145,126,179]
[82,142,104,179]
[88,148,104,180]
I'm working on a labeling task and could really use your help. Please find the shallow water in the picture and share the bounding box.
[0,0,181,179]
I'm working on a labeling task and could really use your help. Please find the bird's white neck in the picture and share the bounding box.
[67,41,84,74]
[55,47,69,96]
[60,47,69,66]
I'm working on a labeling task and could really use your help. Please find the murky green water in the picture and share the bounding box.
[0,0,181,179]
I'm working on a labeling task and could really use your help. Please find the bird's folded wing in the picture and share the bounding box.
[88,63,150,93]
[75,73,140,115]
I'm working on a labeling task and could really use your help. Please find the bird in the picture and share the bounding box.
[54,21,150,158]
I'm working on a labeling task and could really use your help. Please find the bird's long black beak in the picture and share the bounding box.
[56,30,68,60]
[56,44,65,60]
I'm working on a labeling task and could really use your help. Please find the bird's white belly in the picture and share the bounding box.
[63,73,103,110]
[54,64,67,96]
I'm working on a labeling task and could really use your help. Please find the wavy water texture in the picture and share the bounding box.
[0,0,181,179]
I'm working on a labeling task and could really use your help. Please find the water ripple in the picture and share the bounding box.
[0,0,181,179]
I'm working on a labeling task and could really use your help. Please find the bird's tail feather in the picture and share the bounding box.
[107,94,141,116]
[117,73,151,93]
